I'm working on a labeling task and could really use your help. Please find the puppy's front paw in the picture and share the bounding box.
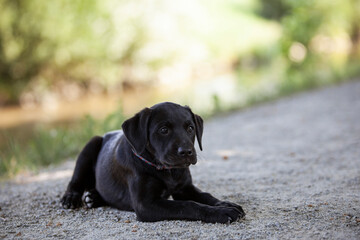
[215,201,246,219]
[203,206,244,224]
[61,191,82,209]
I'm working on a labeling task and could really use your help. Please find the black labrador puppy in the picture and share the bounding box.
[61,102,245,223]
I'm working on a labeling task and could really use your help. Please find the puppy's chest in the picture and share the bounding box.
[162,171,187,193]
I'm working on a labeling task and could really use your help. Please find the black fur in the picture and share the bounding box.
[61,102,245,223]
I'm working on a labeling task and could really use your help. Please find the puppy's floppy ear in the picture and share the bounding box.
[186,107,204,151]
[122,108,152,154]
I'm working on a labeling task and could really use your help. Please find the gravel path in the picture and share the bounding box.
[1,80,360,239]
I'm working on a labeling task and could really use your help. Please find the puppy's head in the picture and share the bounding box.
[122,102,203,168]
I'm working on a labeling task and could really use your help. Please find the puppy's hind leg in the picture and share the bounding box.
[61,136,103,209]
[84,189,105,208]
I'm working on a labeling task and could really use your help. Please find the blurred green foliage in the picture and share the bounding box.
[0,0,280,106]
[0,0,110,103]
[233,0,360,108]
[1,0,357,109]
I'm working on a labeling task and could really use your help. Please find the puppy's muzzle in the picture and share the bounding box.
[176,147,197,166]
[177,147,193,157]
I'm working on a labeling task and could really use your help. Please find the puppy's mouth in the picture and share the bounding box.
[160,155,197,169]
[163,162,191,169]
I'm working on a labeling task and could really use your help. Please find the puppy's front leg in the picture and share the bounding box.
[172,184,245,218]
[136,199,242,223]
[129,178,242,223]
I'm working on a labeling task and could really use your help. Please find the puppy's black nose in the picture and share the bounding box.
[177,147,193,157]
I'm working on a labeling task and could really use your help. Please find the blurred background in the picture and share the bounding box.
[1,0,359,178]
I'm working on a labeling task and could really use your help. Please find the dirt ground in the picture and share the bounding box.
[1,80,360,239]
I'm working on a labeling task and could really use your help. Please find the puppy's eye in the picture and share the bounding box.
[159,127,169,135]
[187,125,194,133]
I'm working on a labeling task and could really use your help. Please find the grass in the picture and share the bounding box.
[0,108,125,179]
